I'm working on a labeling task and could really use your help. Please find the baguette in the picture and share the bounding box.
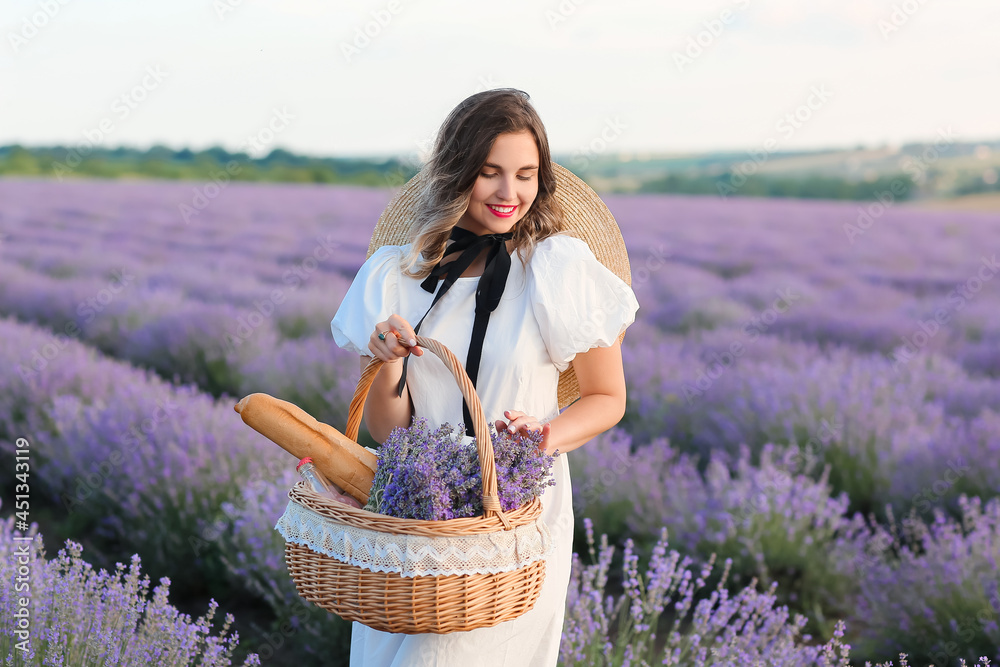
[234,393,377,505]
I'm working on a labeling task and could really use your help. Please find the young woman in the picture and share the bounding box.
[330,88,639,666]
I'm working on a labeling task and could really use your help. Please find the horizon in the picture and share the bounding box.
[4,134,997,165]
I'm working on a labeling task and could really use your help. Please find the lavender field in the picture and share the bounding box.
[1,177,1000,666]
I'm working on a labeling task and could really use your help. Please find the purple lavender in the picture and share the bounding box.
[0,510,260,666]
[0,315,292,594]
[560,517,848,666]
[365,417,555,520]
[559,517,995,667]
[570,427,862,629]
[619,323,1000,519]
[839,495,1000,664]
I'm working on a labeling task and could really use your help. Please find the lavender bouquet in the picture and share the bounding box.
[363,417,556,520]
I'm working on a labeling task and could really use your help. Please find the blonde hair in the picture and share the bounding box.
[399,89,566,279]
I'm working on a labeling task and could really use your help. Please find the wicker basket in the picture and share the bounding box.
[278,335,551,634]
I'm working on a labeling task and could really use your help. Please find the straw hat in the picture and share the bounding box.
[367,161,632,410]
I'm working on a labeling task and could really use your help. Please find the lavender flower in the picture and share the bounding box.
[0,509,260,666]
[559,517,851,666]
[365,417,555,520]
[839,495,1000,664]
[570,428,861,627]
[0,315,293,596]
[559,518,996,667]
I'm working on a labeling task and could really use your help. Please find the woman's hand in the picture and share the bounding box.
[495,409,553,455]
[369,314,423,364]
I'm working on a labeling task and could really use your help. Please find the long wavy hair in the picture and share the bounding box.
[399,88,566,279]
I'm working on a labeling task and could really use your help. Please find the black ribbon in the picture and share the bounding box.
[397,225,514,437]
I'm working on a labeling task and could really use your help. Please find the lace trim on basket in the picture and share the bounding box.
[274,500,553,577]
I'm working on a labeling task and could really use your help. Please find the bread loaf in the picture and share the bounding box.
[234,393,377,505]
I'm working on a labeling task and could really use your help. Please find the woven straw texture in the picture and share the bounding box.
[366,161,632,409]
[281,335,549,633]
[286,542,546,634]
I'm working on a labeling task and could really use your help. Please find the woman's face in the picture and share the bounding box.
[456,129,540,236]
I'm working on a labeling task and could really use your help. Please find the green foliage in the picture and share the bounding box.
[638,170,916,201]
[0,144,419,187]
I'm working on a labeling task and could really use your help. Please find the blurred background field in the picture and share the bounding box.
[1,173,999,665]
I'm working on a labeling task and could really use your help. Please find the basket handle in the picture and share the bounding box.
[344,335,510,528]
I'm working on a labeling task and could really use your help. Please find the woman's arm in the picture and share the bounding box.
[359,355,414,444]
[541,339,627,456]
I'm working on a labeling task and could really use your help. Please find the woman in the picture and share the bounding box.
[330,88,639,666]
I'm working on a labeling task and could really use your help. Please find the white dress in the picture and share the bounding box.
[329,232,640,667]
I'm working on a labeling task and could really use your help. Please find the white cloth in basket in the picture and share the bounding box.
[329,233,639,667]
[274,496,553,577]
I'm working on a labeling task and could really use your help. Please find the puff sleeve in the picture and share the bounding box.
[330,244,401,356]
[528,234,640,372]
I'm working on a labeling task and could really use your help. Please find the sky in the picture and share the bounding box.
[2,0,998,160]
